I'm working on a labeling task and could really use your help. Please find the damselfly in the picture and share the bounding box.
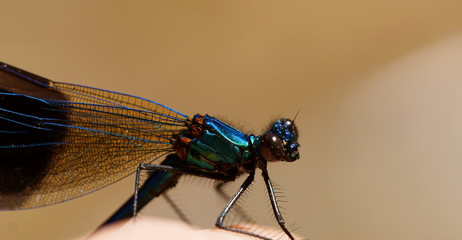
[0,61,300,240]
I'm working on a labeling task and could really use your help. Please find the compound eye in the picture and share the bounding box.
[259,132,284,162]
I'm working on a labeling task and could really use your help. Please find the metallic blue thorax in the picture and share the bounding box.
[176,114,256,174]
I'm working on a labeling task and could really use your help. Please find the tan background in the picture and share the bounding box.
[1,1,462,240]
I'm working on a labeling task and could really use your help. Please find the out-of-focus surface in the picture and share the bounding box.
[1,1,462,240]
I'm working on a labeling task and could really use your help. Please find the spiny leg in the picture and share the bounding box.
[216,171,277,240]
[99,154,232,229]
[216,170,297,240]
[99,154,182,228]
[214,181,254,223]
[262,169,295,240]
[133,155,235,219]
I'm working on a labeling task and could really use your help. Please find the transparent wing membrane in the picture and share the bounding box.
[0,62,187,209]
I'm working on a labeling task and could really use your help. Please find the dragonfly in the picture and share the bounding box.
[0,61,300,240]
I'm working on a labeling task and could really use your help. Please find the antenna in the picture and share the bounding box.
[292,110,300,123]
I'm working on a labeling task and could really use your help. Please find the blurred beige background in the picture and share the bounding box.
[1,1,462,240]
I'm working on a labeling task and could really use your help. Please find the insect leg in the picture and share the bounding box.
[214,181,253,223]
[215,171,281,240]
[99,154,233,229]
[262,168,295,240]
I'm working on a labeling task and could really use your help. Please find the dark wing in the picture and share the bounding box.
[0,62,188,209]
